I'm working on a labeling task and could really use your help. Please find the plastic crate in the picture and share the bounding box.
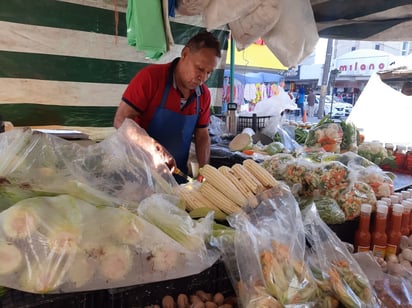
[106,260,234,307]
[237,114,272,133]
[0,261,234,308]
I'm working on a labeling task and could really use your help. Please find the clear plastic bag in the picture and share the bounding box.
[0,194,217,293]
[304,122,343,153]
[0,119,177,209]
[214,184,319,307]
[303,204,378,307]
[0,121,220,293]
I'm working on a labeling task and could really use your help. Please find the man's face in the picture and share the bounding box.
[179,47,219,90]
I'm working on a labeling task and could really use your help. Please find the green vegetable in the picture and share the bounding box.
[265,142,285,155]
[295,127,308,144]
[314,197,345,224]
[228,133,253,152]
[339,122,357,152]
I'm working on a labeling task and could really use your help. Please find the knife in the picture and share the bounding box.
[173,167,195,182]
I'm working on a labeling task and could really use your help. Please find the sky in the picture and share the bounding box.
[314,38,328,64]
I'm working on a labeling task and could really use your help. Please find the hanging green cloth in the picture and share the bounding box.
[126,0,167,60]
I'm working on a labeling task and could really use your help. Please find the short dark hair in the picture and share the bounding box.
[185,32,221,58]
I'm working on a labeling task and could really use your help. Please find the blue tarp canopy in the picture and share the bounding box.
[224,69,282,84]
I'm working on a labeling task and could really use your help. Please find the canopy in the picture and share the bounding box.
[225,39,287,71]
[223,69,283,84]
[198,0,412,67]
[312,0,412,41]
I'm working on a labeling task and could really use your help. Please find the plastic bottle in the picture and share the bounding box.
[405,200,412,235]
[394,144,407,171]
[385,196,398,236]
[386,204,404,256]
[354,203,372,253]
[400,200,411,236]
[371,202,388,258]
[406,147,412,174]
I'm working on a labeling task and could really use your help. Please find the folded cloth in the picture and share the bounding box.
[126,0,167,60]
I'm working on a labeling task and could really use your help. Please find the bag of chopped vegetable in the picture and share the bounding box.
[0,119,177,211]
[336,181,377,221]
[314,197,346,224]
[353,165,394,198]
[304,117,343,153]
[261,153,295,181]
[302,204,378,307]
[214,184,320,307]
[0,194,218,293]
[318,160,352,200]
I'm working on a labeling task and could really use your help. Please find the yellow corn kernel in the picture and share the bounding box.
[177,186,219,211]
[243,159,278,188]
[199,164,247,207]
[218,166,259,207]
[231,163,264,194]
[199,182,242,215]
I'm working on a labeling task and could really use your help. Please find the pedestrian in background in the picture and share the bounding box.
[306,89,316,117]
[297,87,305,119]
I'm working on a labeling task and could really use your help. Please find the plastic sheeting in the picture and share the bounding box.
[347,73,412,145]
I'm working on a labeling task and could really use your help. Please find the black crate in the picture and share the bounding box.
[106,260,234,307]
[237,114,272,133]
[0,288,106,308]
[0,261,234,308]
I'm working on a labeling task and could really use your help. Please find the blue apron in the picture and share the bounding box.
[147,60,200,178]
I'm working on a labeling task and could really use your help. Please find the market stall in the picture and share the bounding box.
[1,0,412,307]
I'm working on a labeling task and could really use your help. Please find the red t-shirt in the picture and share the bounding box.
[122,60,211,130]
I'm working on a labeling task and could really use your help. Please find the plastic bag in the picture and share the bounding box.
[214,184,319,307]
[0,194,217,293]
[209,115,228,136]
[0,119,177,209]
[304,122,343,153]
[303,204,378,307]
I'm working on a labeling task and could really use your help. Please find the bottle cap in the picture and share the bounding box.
[402,191,411,200]
[361,203,372,214]
[390,195,400,204]
[402,200,412,210]
[377,203,388,215]
[392,203,404,214]
[396,144,407,152]
[381,197,392,206]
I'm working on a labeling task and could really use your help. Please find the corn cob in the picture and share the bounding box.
[199,182,242,214]
[177,186,219,211]
[231,163,264,194]
[243,159,278,188]
[218,166,259,208]
[199,164,247,207]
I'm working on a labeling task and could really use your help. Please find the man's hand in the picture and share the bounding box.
[152,141,177,171]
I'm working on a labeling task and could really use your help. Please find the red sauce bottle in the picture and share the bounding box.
[407,199,412,234]
[371,202,388,258]
[386,204,404,257]
[354,203,372,253]
[401,200,411,236]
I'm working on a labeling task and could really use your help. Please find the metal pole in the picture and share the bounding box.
[230,35,235,107]
[317,38,334,119]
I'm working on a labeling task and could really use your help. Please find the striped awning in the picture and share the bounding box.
[312,0,412,40]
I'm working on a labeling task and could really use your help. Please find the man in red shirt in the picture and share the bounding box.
[114,32,221,182]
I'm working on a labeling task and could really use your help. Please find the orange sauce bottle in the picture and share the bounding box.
[354,204,372,253]
[371,202,388,258]
[386,204,404,256]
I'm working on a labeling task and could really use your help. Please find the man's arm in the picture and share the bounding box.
[113,101,141,129]
[194,127,210,167]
